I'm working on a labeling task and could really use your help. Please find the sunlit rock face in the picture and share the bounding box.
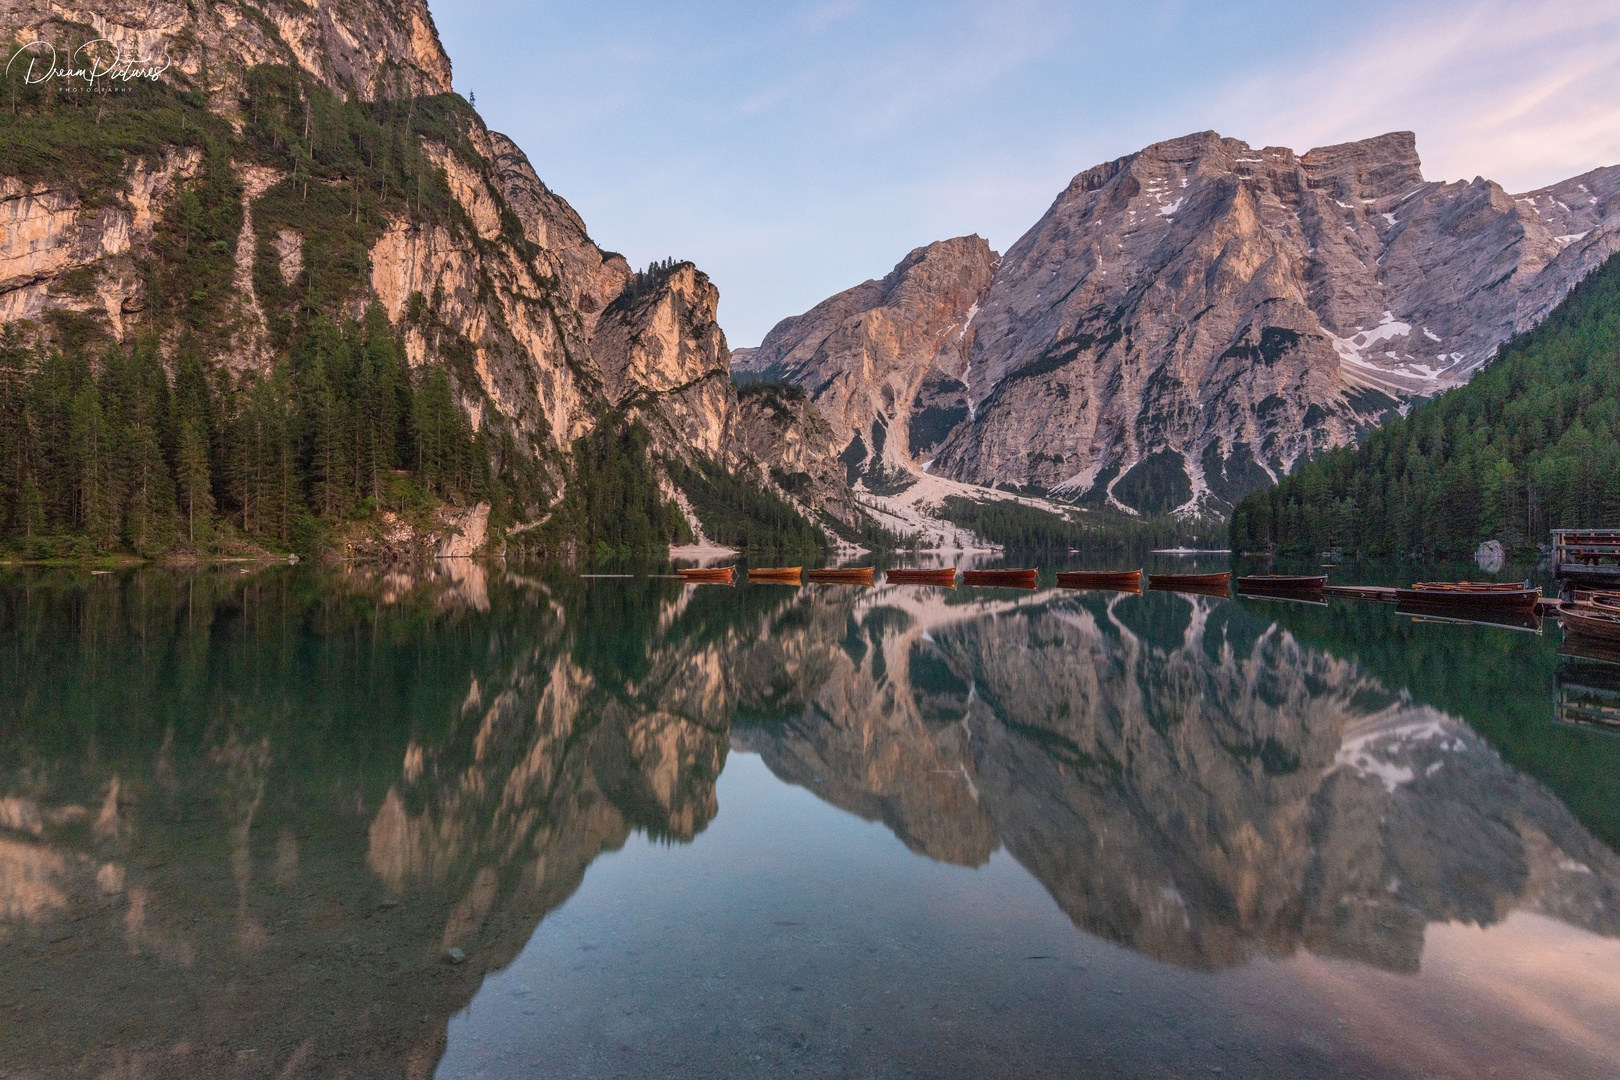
[731,235,998,484]
[746,132,1620,512]
[0,0,849,517]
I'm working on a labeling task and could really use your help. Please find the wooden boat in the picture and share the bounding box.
[1563,604,1620,644]
[1397,601,1543,634]
[1237,574,1327,594]
[961,568,1038,589]
[1574,590,1620,611]
[746,566,803,584]
[1149,571,1231,587]
[676,566,733,584]
[884,568,958,587]
[805,566,875,586]
[1056,569,1142,591]
[1394,581,1541,610]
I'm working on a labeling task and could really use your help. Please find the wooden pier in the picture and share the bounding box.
[1553,530,1620,595]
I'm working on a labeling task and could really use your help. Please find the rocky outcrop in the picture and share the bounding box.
[733,383,862,527]
[749,131,1620,514]
[732,235,997,482]
[590,263,736,461]
[486,132,631,336]
[0,0,453,101]
[0,152,197,333]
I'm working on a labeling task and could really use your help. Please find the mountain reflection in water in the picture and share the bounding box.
[1,564,1617,1079]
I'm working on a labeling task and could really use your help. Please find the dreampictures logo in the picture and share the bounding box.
[6,39,171,92]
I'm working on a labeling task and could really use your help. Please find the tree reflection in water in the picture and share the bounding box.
[0,565,1616,1077]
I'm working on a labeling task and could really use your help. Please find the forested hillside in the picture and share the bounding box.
[0,28,814,561]
[1231,253,1620,557]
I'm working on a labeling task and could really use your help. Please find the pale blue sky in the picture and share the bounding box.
[434,0,1620,346]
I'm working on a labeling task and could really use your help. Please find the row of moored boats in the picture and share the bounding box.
[677,566,1237,592]
[677,566,1289,596]
[677,566,1620,638]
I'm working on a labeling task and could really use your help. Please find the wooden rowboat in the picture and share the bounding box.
[961,568,1038,589]
[1148,572,1230,586]
[1237,574,1327,593]
[1395,581,1541,610]
[676,566,734,584]
[1057,569,1142,591]
[884,568,958,587]
[1574,590,1620,610]
[805,566,875,586]
[1397,602,1543,634]
[1562,604,1620,644]
[747,566,803,584]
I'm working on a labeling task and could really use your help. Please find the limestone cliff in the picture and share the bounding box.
[1,0,452,108]
[732,235,997,483]
[590,263,736,461]
[748,131,1620,514]
[0,0,850,544]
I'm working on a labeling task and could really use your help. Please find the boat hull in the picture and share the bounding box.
[1395,583,1541,610]
[1056,570,1142,591]
[884,569,958,587]
[676,567,734,584]
[961,569,1038,589]
[1563,606,1620,644]
[1149,572,1231,595]
[747,567,803,584]
[1237,575,1326,594]
[805,567,875,586]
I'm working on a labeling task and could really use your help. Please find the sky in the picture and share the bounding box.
[432,0,1620,347]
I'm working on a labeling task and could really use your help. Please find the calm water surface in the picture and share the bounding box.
[2,562,1618,1079]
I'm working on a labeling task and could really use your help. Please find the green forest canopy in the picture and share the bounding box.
[1232,252,1620,557]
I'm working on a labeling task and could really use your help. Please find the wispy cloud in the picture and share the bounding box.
[1215,0,1620,189]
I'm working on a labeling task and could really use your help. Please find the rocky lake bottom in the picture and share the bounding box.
[1,560,1617,1079]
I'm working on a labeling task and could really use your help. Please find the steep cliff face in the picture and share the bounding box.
[732,384,861,527]
[0,0,454,100]
[590,263,736,461]
[0,0,849,541]
[750,131,1620,514]
[0,152,197,331]
[732,235,997,482]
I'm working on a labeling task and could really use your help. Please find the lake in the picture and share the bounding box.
[2,562,1618,1079]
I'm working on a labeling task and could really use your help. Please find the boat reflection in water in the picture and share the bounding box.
[1557,641,1620,731]
[2,565,1618,1079]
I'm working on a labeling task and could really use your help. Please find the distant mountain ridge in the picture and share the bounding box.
[735,130,1620,515]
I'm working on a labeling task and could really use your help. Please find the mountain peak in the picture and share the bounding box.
[748,127,1620,515]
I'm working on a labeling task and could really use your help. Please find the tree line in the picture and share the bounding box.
[1231,253,1620,557]
[938,496,1226,553]
[0,310,499,557]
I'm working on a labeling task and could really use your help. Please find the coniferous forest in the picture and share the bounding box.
[1232,253,1620,557]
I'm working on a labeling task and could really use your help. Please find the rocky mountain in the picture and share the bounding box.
[0,0,853,551]
[732,235,997,483]
[738,131,1620,514]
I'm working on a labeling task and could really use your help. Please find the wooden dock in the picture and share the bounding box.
[1553,529,1620,594]
[1321,585,1399,601]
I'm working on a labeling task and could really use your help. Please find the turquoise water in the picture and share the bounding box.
[1,564,1617,1078]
